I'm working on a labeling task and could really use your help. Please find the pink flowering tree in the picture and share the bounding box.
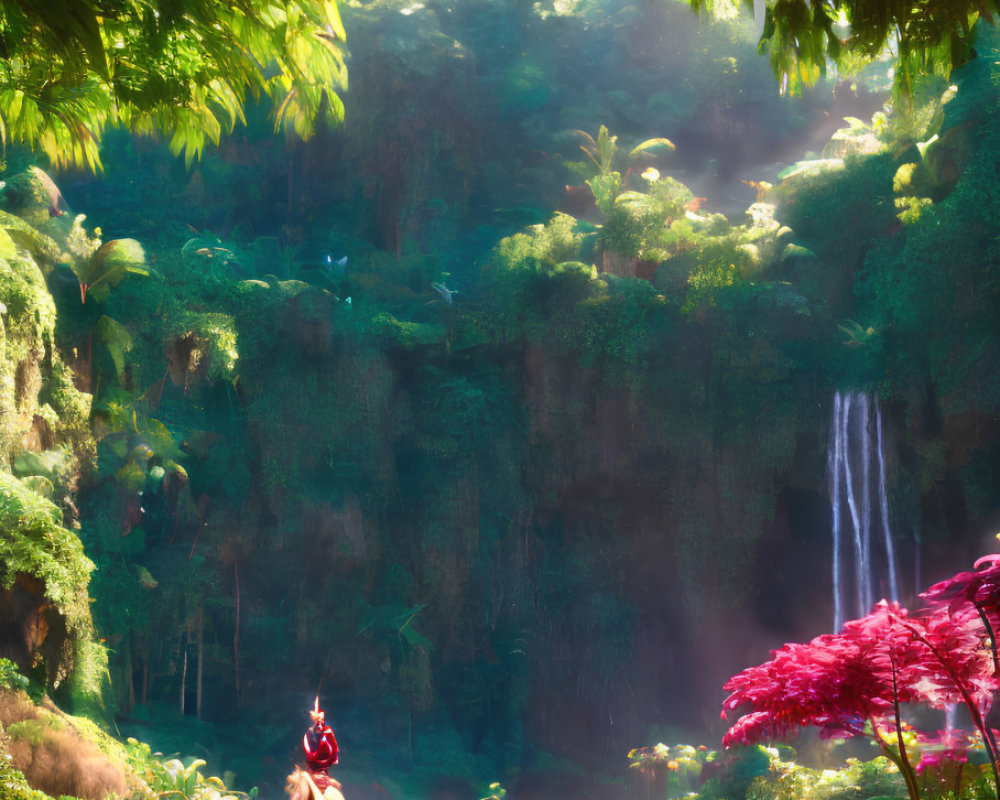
[721,554,1000,800]
[922,553,1000,675]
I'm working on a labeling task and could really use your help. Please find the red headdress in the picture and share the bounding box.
[303,697,339,770]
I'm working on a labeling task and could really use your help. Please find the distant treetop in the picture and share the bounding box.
[0,0,348,171]
[687,0,991,95]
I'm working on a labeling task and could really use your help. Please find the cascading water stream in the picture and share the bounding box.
[829,391,901,631]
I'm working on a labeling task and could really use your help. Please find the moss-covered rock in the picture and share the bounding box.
[0,471,103,700]
[0,169,64,230]
[164,311,240,387]
[0,686,138,800]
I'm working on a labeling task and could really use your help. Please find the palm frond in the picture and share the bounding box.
[0,0,350,170]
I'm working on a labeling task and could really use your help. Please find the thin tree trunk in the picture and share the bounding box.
[234,560,241,704]
[180,647,187,715]
[977,605,999,675]
[196,606,204,720]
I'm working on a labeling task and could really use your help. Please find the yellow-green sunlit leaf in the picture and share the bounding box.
[628,138,677,159]
[321,0,347,41]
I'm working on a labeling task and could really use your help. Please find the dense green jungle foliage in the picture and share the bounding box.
[688,0,992,97]
[0,0,347,170]
[5,0,1000,799]
[0,0,984,174]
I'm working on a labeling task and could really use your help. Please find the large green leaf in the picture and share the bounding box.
[74,238,149,303]
[95,315,133,383]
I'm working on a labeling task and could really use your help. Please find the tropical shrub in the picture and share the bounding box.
[629,742,712,799]
[567,126,675,216]
[126,738,257,800]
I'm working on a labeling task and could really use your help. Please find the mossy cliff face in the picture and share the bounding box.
[0,208,92,465]
[0,194,101,704]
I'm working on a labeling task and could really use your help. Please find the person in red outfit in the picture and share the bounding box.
[286,698,345,800]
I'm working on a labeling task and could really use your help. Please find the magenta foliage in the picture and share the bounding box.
[721,607,898,748]
[922,554,1000,622]
[922,553,1000,674]
[722,554,1000,798]
[915,729,973,775]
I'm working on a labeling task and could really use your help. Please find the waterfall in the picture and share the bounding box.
[829,391,900,631]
